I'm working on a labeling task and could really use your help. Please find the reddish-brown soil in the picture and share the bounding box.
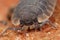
[0,0,60,40]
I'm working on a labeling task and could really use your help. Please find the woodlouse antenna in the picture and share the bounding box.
[0,21,7,25]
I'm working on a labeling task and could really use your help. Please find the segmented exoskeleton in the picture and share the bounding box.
[0,0,57,35]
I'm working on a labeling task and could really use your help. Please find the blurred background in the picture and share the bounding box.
[0,0,60,40]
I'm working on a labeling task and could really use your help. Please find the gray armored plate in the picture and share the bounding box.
[37,0,57,23]
[11,0,57,25]
[0,0,57,36]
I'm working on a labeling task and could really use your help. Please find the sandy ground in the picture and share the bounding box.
[0,0,60,40]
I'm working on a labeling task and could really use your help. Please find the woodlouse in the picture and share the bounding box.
[0,0,57,35]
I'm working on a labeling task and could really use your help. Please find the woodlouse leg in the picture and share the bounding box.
[0,21,7,25]
[29,24,35,30]
[7,25,29,33]
[34,22,41,31]
[0,26,25,36]
[47,20,57,29]
[0,21,14,36]
[0,26,9,36]
[21,26,28,31]
[0,21,8,36]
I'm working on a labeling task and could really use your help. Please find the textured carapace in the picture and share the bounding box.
[11,0,57,26]
[0,0,57,36]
